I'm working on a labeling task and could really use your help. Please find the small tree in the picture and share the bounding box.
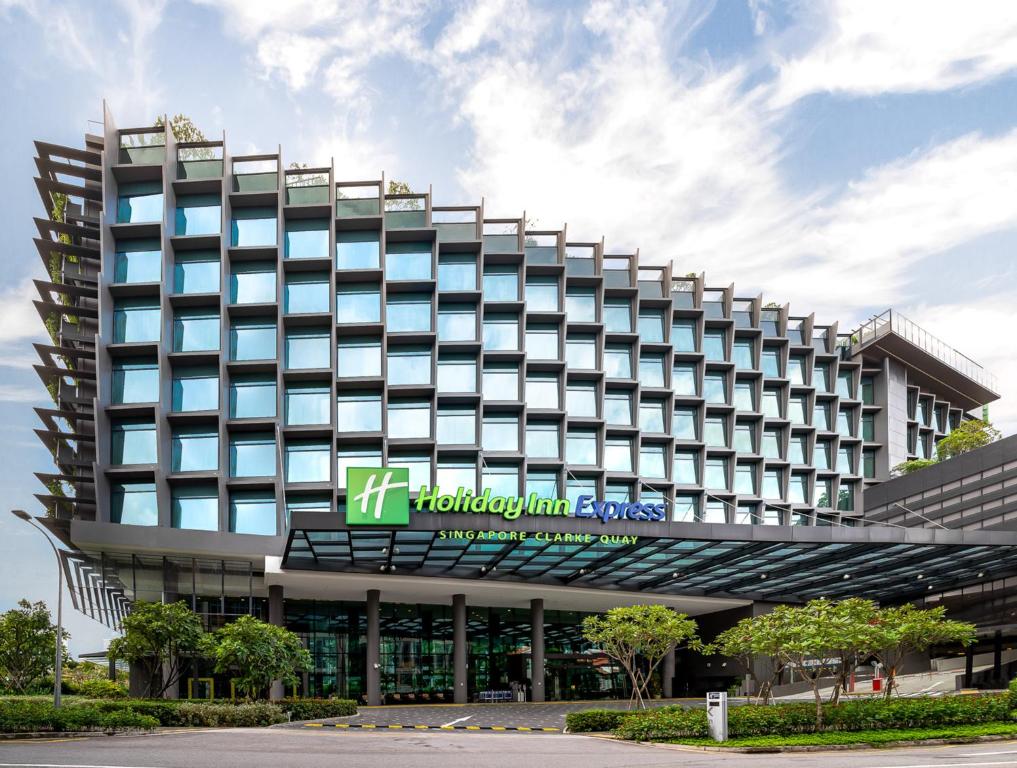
[108,601,206,698]
[204,616,311,700]
[774,600,842,727]
[0,600,67,693]
[713,611,793,705]
[826,598,882,704]
[892,458,938,476]
[155,114,207,144]
[870,604,975,699]
[582,605,701,709]
[936,419,1000,460]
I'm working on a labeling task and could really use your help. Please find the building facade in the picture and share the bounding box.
[30,107,1015,702]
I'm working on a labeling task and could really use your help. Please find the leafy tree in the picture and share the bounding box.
[869,604,975,699]
[0,600,67,693]
[773,600,844,726]
[826,598,882,704]
[936,419,1000,461]
[892,458,938,476]
[155,114,207,144]
[713,610,793,705]
[386,179,411,195]
[204,616,311,700]
[107,601,205,698]
[582,605,701,709]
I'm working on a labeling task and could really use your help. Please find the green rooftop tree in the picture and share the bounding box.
[204,616,311,700]
[108,601,206,698]
[582,605,701,709]
[0,600,67,693]
[936,419,1001,460]
[155,114,206,144]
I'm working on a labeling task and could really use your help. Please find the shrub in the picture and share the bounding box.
[615,707,708,740]
[73,679,128,699]
[565,709,628,733]
[1009,678,1017,710]
[170,702,285,727]
[99,710,160,730]
[0,700,156,732]
[277,698,356,720]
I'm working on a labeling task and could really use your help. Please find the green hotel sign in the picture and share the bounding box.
[345,468,667,527]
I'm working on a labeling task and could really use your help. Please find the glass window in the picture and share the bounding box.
[788,394,808,425]
[639,400,666,433]
[171,427,218,472]
[762,387,782,418]
[483,464,519,496]
[526,421,560,458]
[117,182,163,223]
[566,382,597,417]
[175,194,221,236]
[230,491,277,535]
[704,415,727,447]
[338,336,381,378]
[172,366,218,412]
[173,308,219,352]
[814,440,831,470]
[565,335,593,370]
[733,422,755,453]
[285,272,330,314]
[760,347,781,378]
[640,444,666,478]
[735,503,757,524]
[705,457,728,490]
[703,329,726,361]
[762,428,782,459]
[860,375,875,405]
[113,298,160,343]
[525,277,559,312]
[787,355,808,385]
[336,231,380,269]
[862,412,875,442]
[437,354,476,393]
[813,400,832,431]
[525,323,559,359]
[230,319,278,361]
[734,463,756,495]
[437,254,477,291]
[813,364,830,392]
[111,482,158,526]
[639,354,666,388]
[338,391,382,433]
[605,438,633,472]
[526,471,559,499]
[436,460,476,493]
[483,415,519,452]
[336,447,382,489]
[564,287,596,323]
[437,406,476,444]
[386,293,432,333]
[437,304,476,341]
[114,239,161,283]
[112,358,159,404]
[389,453,431,494]
[525,373,560,408]
[387,345,432,386]
[603,344,631,378]
[285,218,329,260]
[838,408,855,437]
[482,266,518,301]
[603,299,631,332]
[674,450,699,484]
[286,440,331,483]
[566,477,597,513]
[762,468,783,499]
[285,494,331,524]
[285,328,330,369]
[566,429,598,466]
[483,313,519,350]
[229,374,276,419]
[837,369,855,398]
[837,482,855,512]
[672,319,696,352]
[285,383,330,425]
[482,364,519,400]
[733,380,756,412]
[703,500,728,523]
[788,433,808,464]
[388,399,431,439]
[174,250,220,294]
[672,493,698,522]
[761,507,783,525]
[788,473,808,504]
[337,283,381,324]
[673,406,698,440]
[863,448,876,479]
[637,310,665,342]
[110,419,157,465]
[815,478,833,508]
[732,339,754,369]
[230,262,276,304]
[604,390,632,426]
[172,484,219,531]
[673,362,698,396]
[229,432,276,477]
[231,207,277,247]
[385,242,432,280]
[838,445,856,474]
[703,372,727,404]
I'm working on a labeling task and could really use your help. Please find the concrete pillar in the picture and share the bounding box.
[662,648,676,699]
[531,598,545,702]
[366,590,381,706]
[453,594,467,704]
[964,642,975,688]
[268,585,285,700]
[994,630,1003,683]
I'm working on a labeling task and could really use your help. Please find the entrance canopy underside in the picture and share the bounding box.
[284,513,1017,605]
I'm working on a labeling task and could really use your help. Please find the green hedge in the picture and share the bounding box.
[565,709,629,733]
[90,700,285,727]
[277,698,357,720]
[0,700,157,733]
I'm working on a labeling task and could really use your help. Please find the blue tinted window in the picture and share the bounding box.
[386,294,432,332]
[388,345,432,386]
[565,429,597,465]
[110,419,157,465]
[172,484,218,531]
[437,354,476,393]
[525,277,559,312]
[566,335,597,369]
[437,255,476,290]
[482,313,518,350]
[171,427,219,472]
[285,272,329,314]
[230,432,276,477]
[336,231,380,269]
[525,421,559,457]
[732,339,754,369]
[113,298,160,343]
[703,329,726,360]
[229,375,276,418]
[171,366,218,412]
[285,383,330,425]
[337,336,381,377]
[638,310,665,342]
[437,304,476,341]
[285,218,329,259]
[285,328,330,369]
[603,344,631,378]
[337,391,382,432]
[673,363,698,396]
[230,262,276,304]
[231,208,277,247]
[111,482,157,526]
[175,194,221,236]
[337,284,380,323]
[114,239,161,283]
[564,288,596,323]
[639,354,665,388]
[603,300,631,333]
[112,358,158,404]
[285,440,331,483]
[230,491,277,535]
[673,407,698,440]
[230,319,276,361]
[761,347,781,378]
[673,320,696,352]
[483,465,519,496]
[388,399,431,439]
[437,406,476,445]
[174,250,220,294]
[116,182,163,223]
[482,266,518,301]
[173,309,220,352]
[385,242,432,280]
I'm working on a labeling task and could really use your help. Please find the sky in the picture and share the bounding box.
[1,0,1016,655]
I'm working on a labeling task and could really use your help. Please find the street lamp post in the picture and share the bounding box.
[11,509,63,708]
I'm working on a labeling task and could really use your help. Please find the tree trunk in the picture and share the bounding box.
[883,665,897,701]
[812,678,823,728]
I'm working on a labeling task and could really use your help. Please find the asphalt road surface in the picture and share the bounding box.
[3,729,1017,768]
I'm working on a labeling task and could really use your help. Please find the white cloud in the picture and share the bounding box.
[0,279,44,345]
[772,0,1017,106]
[0,384,47,404]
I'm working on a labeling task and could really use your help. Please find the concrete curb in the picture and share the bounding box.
[606,733,1017,753]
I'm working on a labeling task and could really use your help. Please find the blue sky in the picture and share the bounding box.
[1,0,1016,654]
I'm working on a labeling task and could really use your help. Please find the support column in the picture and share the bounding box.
[366,590,381,706]
[964,642,975,688]
[531,598,545,702]
[994,630,1003,684]
[268,585,285,700]
[662,648,676,699]
[453,594,467,704]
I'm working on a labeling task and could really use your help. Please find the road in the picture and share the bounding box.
[2,728,1017,768]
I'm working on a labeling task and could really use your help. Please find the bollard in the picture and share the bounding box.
[706,691,728,742]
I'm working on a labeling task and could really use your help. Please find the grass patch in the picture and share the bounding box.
[668,721,1017,749]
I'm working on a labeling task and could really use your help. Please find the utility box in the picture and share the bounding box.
[706,691,728,742]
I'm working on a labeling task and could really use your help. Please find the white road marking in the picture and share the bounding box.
[439,715,473,727]
[0,764,164,768]
[958,751,1017,756]
[865,763,1017,768]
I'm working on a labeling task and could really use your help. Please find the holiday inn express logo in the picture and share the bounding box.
[346,467,410,526]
